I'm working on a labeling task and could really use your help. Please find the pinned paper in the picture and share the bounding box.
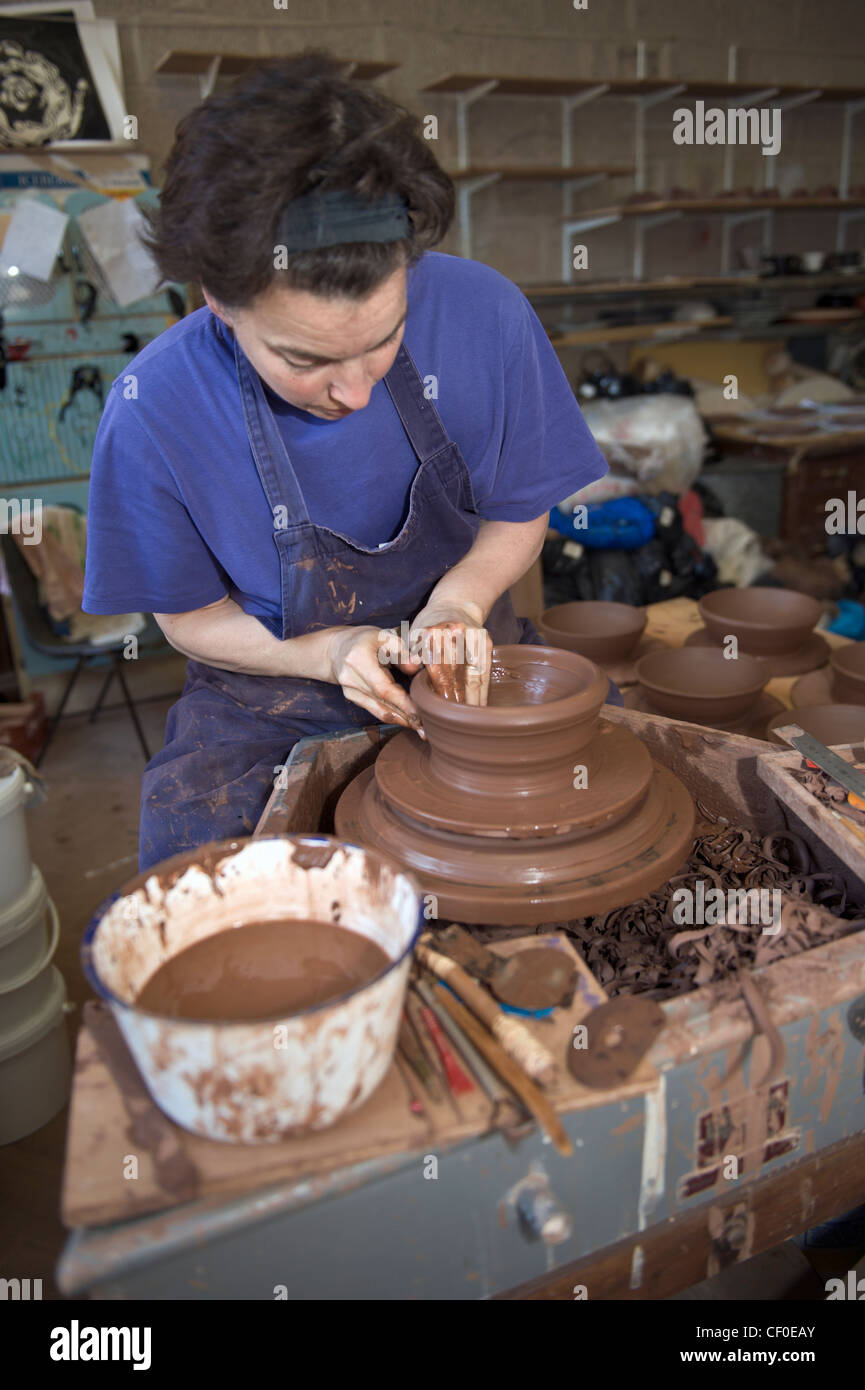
[0,198,69,282]
[76,197,161,307]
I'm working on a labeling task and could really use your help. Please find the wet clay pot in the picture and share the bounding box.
[334,645,695,926]
[635,647,766,723]
[698,588,822,656]
[767,704,865,748]
[539,601,647,664]
[830,643,865,703]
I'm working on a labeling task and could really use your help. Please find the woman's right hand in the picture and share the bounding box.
[325,626,424,735]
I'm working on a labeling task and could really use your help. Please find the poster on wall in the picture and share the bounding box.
[0,2,125,147]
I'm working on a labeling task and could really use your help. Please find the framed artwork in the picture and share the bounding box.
[0,2,125,147]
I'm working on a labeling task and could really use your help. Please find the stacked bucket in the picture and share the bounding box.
[0,762,70,1143]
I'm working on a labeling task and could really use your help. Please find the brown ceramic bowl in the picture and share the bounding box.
[635,647,767,722]
[539,601,647,663]
[767,703,865,747]
[830,643,865,703]
[698,588,822,656]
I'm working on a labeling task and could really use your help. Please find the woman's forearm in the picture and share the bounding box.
[422,515,548,625]
[154,596,337,679]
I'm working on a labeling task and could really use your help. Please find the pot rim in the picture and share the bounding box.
[411,644,609,725]
[699,589,821,633]
[830,645,865,678]
[635,648,767,701]
[540,601,647,636]
[81,834,425,1028]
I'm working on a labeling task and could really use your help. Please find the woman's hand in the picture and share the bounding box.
[326,625,424,734]
[406,602,493,706]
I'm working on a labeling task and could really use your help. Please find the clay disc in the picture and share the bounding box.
[568,997,666,1089]
[791,666,835,708]
[491,948,578,1010]
[335,762,695,925]
[684,628,831,679]
[373,722,652,838]
[624,686,783,740]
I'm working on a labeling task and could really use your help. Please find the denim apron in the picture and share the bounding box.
[139,337,545,869]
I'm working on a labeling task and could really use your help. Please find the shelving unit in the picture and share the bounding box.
[422,62,865,277]
[154,51,397,99]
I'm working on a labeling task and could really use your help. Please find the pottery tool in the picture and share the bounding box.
[413,978,514,1110]
[416,1000,475,1096]
[394,1050,428,1121]
[405,991,462,1117]
[772,724,865,802]
[398,1014,443,1103]
[415,938,558,1086]
[429,980,572,1157]
[434,924,577,1012]
[567,997,666,1089]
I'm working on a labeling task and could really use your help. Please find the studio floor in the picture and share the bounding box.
[0,654,858,1302]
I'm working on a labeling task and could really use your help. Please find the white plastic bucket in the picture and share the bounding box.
[0,767,35,913]
[0,868,58,990]
[0,965,71,1144]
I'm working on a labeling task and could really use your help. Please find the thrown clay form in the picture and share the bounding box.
[684,627,831,678]
[698,587,822,655]
[634,647,766,723]
[539,601,647,664]
[830,643,865,703]
[624,685,783,740]
[335,645,695,926]
[767,704,865,748]
[791,666,834,707]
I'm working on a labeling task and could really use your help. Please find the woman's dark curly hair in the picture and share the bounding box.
[141,51,454,307]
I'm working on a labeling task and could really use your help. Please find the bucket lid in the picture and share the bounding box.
[0,865,47,948]
[0,965,67,1064]
[0,765,28,818]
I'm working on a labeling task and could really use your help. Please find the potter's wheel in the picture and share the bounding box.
[684,628,831,678]
[334,645,695,926]
[623,686,783,740]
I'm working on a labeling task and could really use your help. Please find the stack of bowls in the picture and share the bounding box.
[0,764,70,1145]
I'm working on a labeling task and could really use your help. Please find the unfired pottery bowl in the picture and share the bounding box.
[635,647,767,723]
[767,703,865,748]
[830,643,865,703]
[539,601,647,664]
[698,588,822,656]
[411,644,609,795]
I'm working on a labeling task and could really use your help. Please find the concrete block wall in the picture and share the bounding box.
[97,0,865,284]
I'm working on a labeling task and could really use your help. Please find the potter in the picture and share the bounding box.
[81,52,615,871]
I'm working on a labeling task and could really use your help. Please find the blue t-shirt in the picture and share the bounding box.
[82,252,607,624]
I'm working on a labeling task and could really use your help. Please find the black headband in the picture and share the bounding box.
[275,188,411,252]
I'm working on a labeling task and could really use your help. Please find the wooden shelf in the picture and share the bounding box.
[447,164,634,181]
[565,196,865,220]
[155,52,397,81]
[547,316,865,348]
[423,73,865,103]
[525,272,865,298]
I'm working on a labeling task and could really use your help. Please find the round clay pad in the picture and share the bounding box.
[491,948,578,1010]
[568,996,666,1089]
[624,686,783,740]
[791,666,835,708]
[684,627,831,678]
